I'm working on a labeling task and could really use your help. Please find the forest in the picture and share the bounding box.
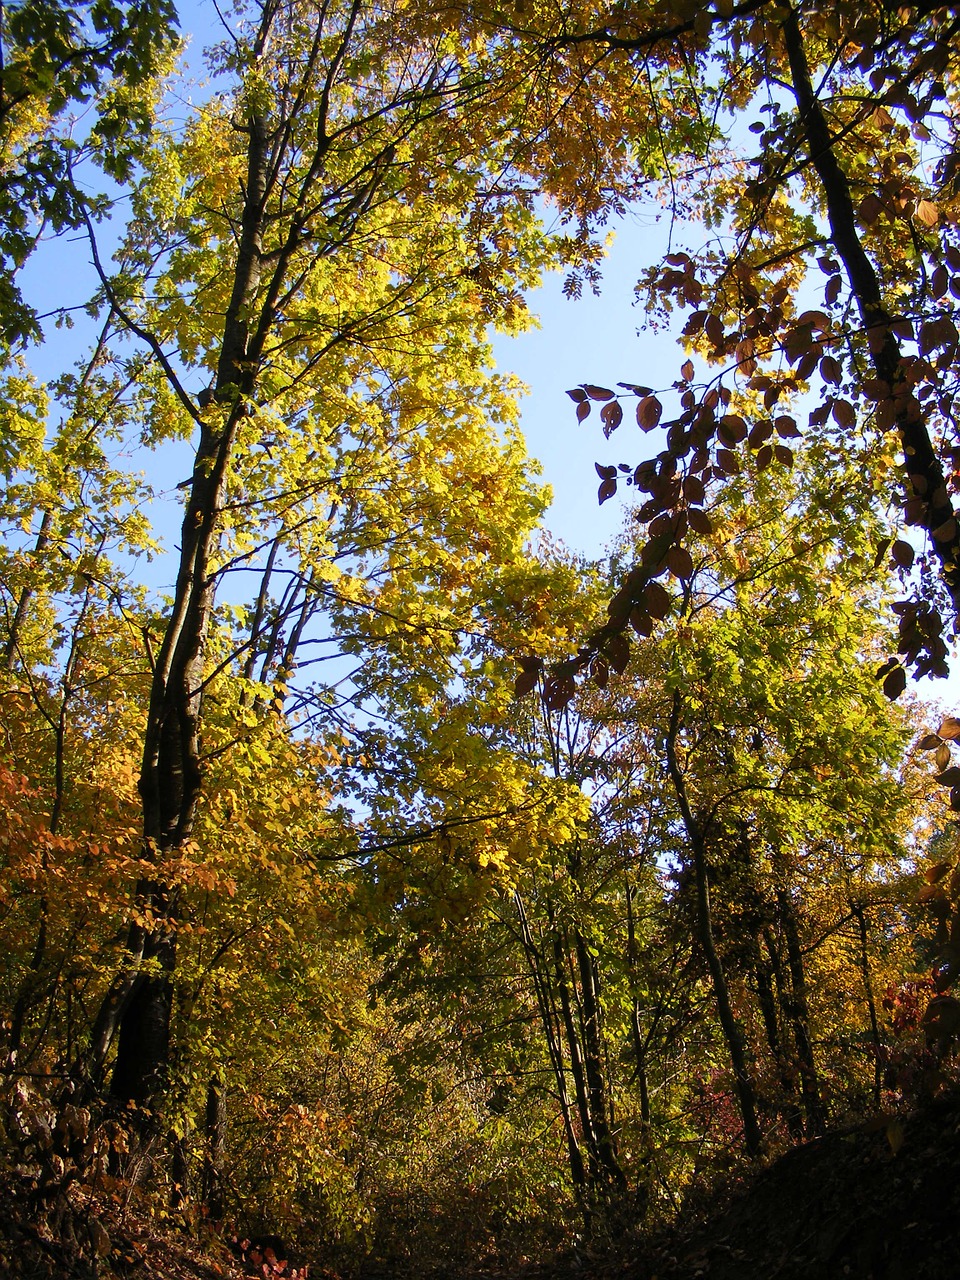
[3,0,960,1276]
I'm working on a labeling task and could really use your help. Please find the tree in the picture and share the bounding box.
[0,0,179,345]
[497,0,960,691]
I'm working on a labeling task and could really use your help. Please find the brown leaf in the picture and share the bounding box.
[939,717,960,741]
[773,445,794,467]
[606,633,631,674]
[883,665,907,699]
[932,517,958,543]
[755,443,773,470]
[926,862,952,883]
[629,607,654,637]
[918,732,943,750]
[716,448,740,475]
[891,539,915,569]
[858,192,884,225]
[576,401,591,423]
[636,395,663,431]
[644,580,672,619]
[774,414,801,438]
[688,507,714,534]
[585,384,615,401]
[666,544,694,580]
[748,420,773,448]
[718,413,747,445]
[601,400,623,436]
[680,359,695,383]
[598,477,618,504]
[566,388,588,403]
[513,667,540,698]
[934,767,960,787]
[936,743,952,771]
[592,657,609,688]
[832,398,857,428]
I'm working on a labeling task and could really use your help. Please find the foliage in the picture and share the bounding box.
[0,0,958,1272]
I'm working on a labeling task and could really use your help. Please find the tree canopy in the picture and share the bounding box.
[2,1,960,1275]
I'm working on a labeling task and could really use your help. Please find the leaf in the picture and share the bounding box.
[774,415,801,438]
[566,388,588,403]
[680,359,695,383]
[915,199,939,227]
[939,717,960,741]
[936,743,952,771]
[755,443,773,470]
[925,862,952,883]
[883,665,907,699]
[891,539,915,569]
[932,518,957,543]
[717,413,747,445]
[585,384,615,400]
[601,400,623,436]
[716,448,740,475]
[773,445,794,467]
[636,395,663,431]
[598,476,618,504]
[918,733,944,750]
[858,192,884,225]
[687,507,714,534]
[606,633,630,674]
[513,667,540,698]
[643,580,672,619]
[666,544,694,580]
[831,398,857,428]
[629,607,654,637]
[576,400,591,423]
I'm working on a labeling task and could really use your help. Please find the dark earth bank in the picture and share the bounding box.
[3,1091,960,1280]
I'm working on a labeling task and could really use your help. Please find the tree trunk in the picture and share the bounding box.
[665,690,763,1158]
[776,884,826,1136]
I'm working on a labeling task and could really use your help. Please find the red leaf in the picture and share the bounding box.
[576,401,591,423]
[680,359,695,383]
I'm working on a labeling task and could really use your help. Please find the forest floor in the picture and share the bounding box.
[3,1089,960,1280]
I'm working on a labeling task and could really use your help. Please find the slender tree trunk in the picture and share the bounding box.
[853,903,884,1106]
[202,1073,227,1221]
[514,892,586,1197]
[625,880,651,1128]
[776,884,826,1136]
[665,691,762,1158]
[573,928,626,1190]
